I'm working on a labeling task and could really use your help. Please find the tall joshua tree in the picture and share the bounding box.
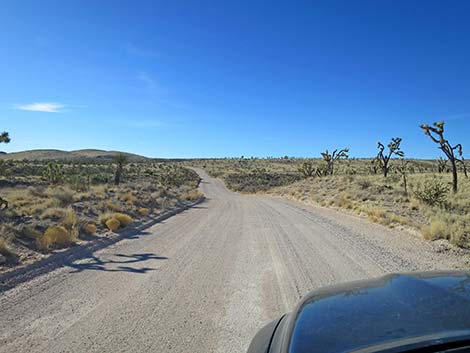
[0,131,10,210]
[420,121,465,193]
[376,138,404,177]
[0,131,10,144]
[114,154,128,186]
[320,148,349,175]
[396,158,409,195]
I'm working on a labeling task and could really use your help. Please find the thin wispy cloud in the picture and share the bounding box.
[444,113,470,121]
[126,44,159,58]
[136,71,157,90]
[122,119,177,129]
[15,102,65,113]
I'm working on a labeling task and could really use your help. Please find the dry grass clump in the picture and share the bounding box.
[60,208,79,240]
[120,190,136,205]
[99,212,133,229]
[103,200,122,212]
[98,212,113,225]
[181,190,204,201]
[422,220,448,241]
[105,218,120,231]
[113,213,133,227]
[137,207,149,216]
[37,225,76,250]
[83,223,97,235]
[50,187,75,207]
[41,207,66,221]
[62,208,77,226]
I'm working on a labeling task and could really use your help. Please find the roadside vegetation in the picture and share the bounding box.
[192,121,470,248]
[0,141,203,269]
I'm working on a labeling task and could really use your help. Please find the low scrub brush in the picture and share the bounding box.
[37,225,76,250]
[105,218,120,231]
[99,212,133,229]
[113,213,133,227]
[0,238,16,258]
[182,190,204,201]
[414,179,449,206]
[120,191,136,205]
[137,208,149,216]
[422,220,448,241]
[83,223,97,235]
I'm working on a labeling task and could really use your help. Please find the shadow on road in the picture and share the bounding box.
[67,252,168,274]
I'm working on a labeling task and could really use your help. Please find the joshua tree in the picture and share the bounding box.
[114,154,128,185]
[420,121,465,193]
[0,160,6,176]
[44,162,64,185]
[0,131,10,144]
[376,138,404,177]
[437,157,448,173]
[298,161,316,178]
[0,131,10,210]
[396,158,409,195]
[460,157,468,178]
[320,148,349,175]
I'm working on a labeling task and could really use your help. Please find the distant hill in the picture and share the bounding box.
[0,149,150,162]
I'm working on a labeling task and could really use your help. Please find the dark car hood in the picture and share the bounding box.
[278,271,470,353]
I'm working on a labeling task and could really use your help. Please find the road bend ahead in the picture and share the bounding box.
[0,169,467,353]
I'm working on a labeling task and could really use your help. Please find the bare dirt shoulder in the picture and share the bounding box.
[264,193,470,270]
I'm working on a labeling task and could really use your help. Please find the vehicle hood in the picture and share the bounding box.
[283,271,470,353]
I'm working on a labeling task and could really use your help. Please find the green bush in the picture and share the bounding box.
[413,179,449,206]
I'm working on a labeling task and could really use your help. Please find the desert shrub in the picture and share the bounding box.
[41,207,66,220]
[113,213,133,227]
[422,220,448,240]
[120,191,136,205]
[51,187,75,207]
[105,218,120,231]
[99,212,114,225]
[357,178,372,190]
[28,186,47,198]
[409,199,420,210]
[137,207,149,216]
[103,200,122,212]
[182,190,204,201]
[68,175,89,192]
[83,223,97,235]
[43,162,64,185]
[19,225,41,240]
[37,225,75,250]
[0,237,16,258]
[61,208,79,239]
[225,172,300,192]
[414,179,449,206]
[99,212,132,228]
[91,173,110,184]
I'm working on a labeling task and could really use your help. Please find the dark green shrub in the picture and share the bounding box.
[414,179,449,206]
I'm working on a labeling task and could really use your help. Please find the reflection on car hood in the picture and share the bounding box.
[288,271,470,353]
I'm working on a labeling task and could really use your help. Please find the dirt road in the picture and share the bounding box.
[0,169,468,353]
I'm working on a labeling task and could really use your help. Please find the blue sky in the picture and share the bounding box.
[1,0,469,158]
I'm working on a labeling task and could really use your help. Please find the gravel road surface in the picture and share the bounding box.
[1,169,468,353]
